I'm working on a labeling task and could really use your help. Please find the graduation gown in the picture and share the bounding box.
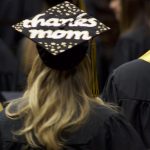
[102,51,150,148]
[111,25,150,71]
[0,104,146,150]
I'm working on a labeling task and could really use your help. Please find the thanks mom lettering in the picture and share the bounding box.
[23,13,98,40]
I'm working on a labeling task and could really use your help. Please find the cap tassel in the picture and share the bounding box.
[90,39,100,97]
[79,0,86,11]
[78,1,100,97]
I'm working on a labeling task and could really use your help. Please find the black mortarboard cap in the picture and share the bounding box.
[12,1,110,70]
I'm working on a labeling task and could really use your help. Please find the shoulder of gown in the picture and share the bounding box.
[103,59,150,101]
[59,105,146,150]
[0,110,33,150]
[102,58,150,148]
[0,105,147,150]
[91,110,147,150]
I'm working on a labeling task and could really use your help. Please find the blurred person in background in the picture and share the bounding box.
[102,0,150,148]
[0,38,18,108]
[0,0,44,50]
[0,39,18,92]
[102,50,150,149]
[0,0,45,93]
[109,0,150,71]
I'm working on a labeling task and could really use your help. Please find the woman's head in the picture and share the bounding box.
[109,0,121,21]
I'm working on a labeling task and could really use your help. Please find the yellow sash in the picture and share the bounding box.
[139,50,150,63]
[0,102,3,112]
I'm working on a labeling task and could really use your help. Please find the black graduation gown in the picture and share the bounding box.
[102,57,150,148]
[111,25,150,71]
[0,104,146,150]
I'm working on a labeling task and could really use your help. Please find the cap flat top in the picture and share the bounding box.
[13,1,110,56]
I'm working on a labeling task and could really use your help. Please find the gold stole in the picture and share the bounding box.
[0,103,3,112]
[139,50,150,63]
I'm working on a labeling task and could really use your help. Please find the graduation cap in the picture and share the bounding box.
[12,1,110,70]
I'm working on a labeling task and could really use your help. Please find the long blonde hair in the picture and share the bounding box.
[6,54,105,150]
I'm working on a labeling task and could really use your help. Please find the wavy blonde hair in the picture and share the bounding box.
[6,54,105,150]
